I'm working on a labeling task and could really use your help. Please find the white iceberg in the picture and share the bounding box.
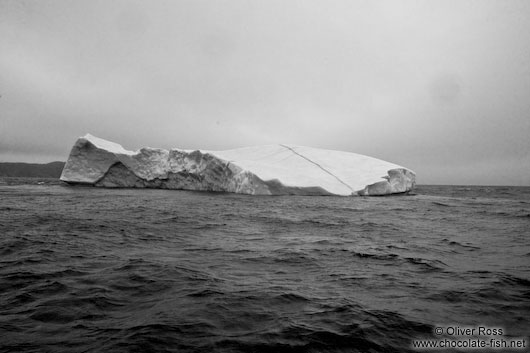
[60,134,415,196]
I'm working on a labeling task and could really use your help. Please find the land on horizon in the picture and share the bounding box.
[0,162,65,179]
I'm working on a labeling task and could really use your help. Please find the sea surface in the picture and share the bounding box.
[1,178,529,352]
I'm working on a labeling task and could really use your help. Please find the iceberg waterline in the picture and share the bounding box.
[60,134,416,196]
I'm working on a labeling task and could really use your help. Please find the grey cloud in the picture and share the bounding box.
[0,0,529,185]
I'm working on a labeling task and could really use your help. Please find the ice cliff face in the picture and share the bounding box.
[60,134,416,196]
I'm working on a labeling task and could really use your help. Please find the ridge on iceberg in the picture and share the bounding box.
[60,134,416,196]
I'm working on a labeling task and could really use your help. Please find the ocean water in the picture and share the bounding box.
[1,178,529,352]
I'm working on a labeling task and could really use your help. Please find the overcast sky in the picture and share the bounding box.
[1,0,529,185]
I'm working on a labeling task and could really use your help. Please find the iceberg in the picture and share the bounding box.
[60,134,415,196]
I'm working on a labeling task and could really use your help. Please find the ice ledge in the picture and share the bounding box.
[356,168,416,196]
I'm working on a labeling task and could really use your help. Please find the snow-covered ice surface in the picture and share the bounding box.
[60,134,415,196]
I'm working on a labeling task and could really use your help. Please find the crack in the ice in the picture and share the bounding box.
[280,144,354,193]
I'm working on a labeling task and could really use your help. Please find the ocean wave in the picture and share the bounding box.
[1,182,529,352]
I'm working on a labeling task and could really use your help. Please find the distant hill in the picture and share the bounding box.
[0,162,65,178]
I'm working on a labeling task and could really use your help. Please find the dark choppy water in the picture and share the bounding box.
[1,178,529,352]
